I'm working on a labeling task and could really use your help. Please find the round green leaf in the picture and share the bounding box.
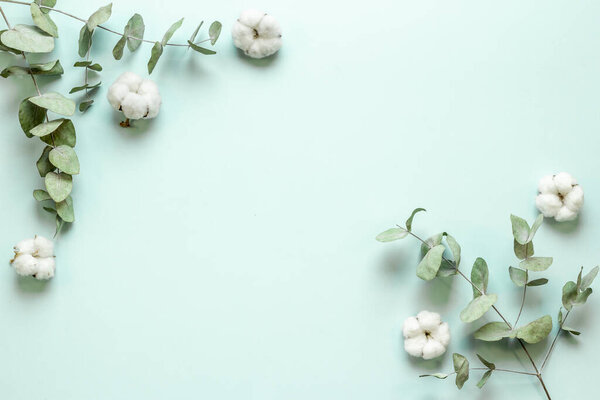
[460,294,498,323]
[78,25,93,57]
[208,21,222,45]
[30,119,64,137]
[473,322,513,341]
[416,244,445,281]
[44,172,73,202]
[510,214,530,245]
[36,145,54,177]
[33,189,52,202]
[520,257,553,272]
[19,98,47,137]
[30,3,58,37]
[516,315,552,344]
[124,13,145,51]
[453,353,469,390]
[513,239,534,260]
[56,195,74,222]
[509,266,527,287]
[41,119,76,147]
[0,24,54,53]
[471,257,488,297]
[87,3,113,31]
[375,227,407,242]
[49,145,80,175]
[29,92,75,116]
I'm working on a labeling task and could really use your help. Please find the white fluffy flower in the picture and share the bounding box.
[232,10,282,59]
[403,311,450,360]
[107,72,161,123]
[10,235,56,280]
[535,172,584,222]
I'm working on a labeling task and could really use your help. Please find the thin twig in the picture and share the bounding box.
[0,5,11,28]
[421,367,538,378]
[0,0,212,47]
[514,270,528,327]
[540,310,570,371]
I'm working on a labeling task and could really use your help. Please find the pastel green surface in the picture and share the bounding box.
[0,1,599,399]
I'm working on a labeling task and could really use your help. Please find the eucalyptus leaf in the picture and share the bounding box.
[74,61,92,67]
[78,25,92,57]
[209,21,222,45]
[580,266,599,291]
[38,0,56,13]
[30,119,64,137]
[30,3,58,37]
[55,214,65,235]
[0,24,54,53]
[516,315,552,344]
[444,233,461,267]
[405,207,426,232]
[1,60,63,78]
[56,195,74,222]
[520,257,553,272]
[44,172,72,202]
[562,281,577,311]
[528,214,544,242]
[416,244,445,281]
[36,146,54,177]
[471,257,489,297]
[0,29,21,54]
[69,81,101,94]
[33,189,52,202]
[460,294,497,323]
[161,18,184,45]
[558,309,563,325]
[29,92,75,116]
[189,21,203,43]
[453,353,469,390]
[476,370,493,389]
[41,119,75,147]
[473,321,513,341]
[527,278,548,287]
[49,145,80,175]
[509,266,527,287]
[88,63,102,71]
[124,13,145,51]
[513,240,534,260]
[147,42,163,74]
[437,264,458,277]
[476,354,495,370]
[419,373,448,379]
[112,36,126,59]
[561,326,581,335]
[573,288,592,305]
[510,214,530,245]
[188,41,216,55]
[19,98,47,137]
[79,100,93,112]
[376,227,407,242]
[87,3,112,31]
[421,233,443,257]
[43,206,56,214]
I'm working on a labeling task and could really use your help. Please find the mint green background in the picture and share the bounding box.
[1,1,599,398]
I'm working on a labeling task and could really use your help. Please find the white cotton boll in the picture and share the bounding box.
[535,194,562,218]
[34,258,55,280]
[138,80,159,96]
[554,172,575,195]
[404,335,427,358]
[143,94,162,119]
[107,83,130,110]
[555,206,578,222]
[422,338,446,360]
[14,238,35,255]
[116,71,143,92]
[538,175,557,195]
[121,93,148,120]
[402,311,449,360]
[34,235,54,258]
[402,316,423,338]
[417,310,441,331]
[564,185,584,212]
[232,10,282,59]
[12,254,38,276]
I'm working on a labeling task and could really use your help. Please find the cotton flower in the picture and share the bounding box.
[535,172,584,222]
[10,235,56,280]
[107,72,161,127]
[403,311,450,360]
[232,10,282,59]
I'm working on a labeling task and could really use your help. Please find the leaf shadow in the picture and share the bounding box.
[235,48,280,67]
[405,347,448,371]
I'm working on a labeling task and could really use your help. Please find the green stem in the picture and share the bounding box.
[540,309,570,372]
[514,269,528,327]
[421,367,538,378]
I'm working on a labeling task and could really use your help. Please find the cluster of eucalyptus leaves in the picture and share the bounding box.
[377,209,598,399]
[0,0,221,237]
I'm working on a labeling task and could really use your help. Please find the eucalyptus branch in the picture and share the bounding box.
[421,367,538,378]
[0,0,212,47]
[540,310,570,372]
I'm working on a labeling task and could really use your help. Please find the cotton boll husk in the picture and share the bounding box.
[34,235,54,258]
[402,316,423,338]
[554,172,575,195]
[231,23,255,50]
[12,254,38,276]
[404,335,427,358]
[138,80,159,96]
[536,194,562,217]
[257,15,282,38]
[422,338,446,360]
[430,322,451,347]
[555,206,578,222]
[238,9,265,27]
[107,83,130,110]
[35,258,55,280]
[14,238,35,255]
[417,310,441,331]
[143,94,162,118]
[116,72,143,92]
[538,175,557,195]
[564,185,584,212]
[121,93,147,120]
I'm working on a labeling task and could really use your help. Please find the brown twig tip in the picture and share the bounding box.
[119,118,131,128]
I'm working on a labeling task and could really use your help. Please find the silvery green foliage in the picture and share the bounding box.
[0,1,222,242]
[376,209,597,397]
